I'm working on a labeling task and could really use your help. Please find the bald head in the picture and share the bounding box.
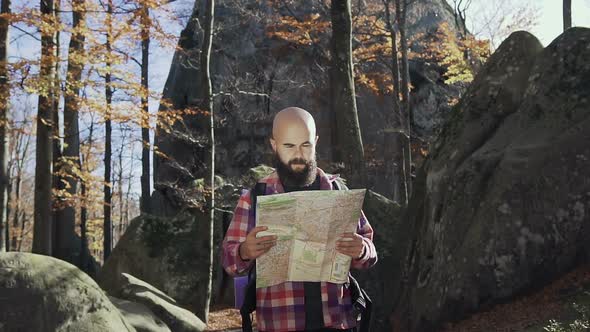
[272,107,316,140]
[270,107,319,186]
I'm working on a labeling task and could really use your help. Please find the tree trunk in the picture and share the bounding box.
[198,0,215,322]
[79,119,93,271]
[52,0,67,259]
[117,126,124,243]
[383,0,408,206]
[329,0,366,188]
[33,0,56,255]
[5,141,14,250]
[0,0,10,252]
[3,167,8,251]
[58,0,85,264]
[103,0,113,261]
[5,182,11,251]
[396,0,412,199]
[125,147,133,229]
[563,0,572,30]
[11,123,29,250]
[10,171,20,250]
[17,211,26,251]
[140,4,151,214]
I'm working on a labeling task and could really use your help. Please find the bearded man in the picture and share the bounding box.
[222,107,377,332]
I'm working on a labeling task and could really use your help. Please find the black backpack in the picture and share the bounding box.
[239,180,373,332]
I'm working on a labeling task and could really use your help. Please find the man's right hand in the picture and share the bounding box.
[239,226,277,261]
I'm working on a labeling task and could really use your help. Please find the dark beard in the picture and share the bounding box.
[273,153,317,187]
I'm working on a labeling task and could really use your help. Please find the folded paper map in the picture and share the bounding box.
[255,189,366,288]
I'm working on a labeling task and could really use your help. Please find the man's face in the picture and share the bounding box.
[270,122,318,186]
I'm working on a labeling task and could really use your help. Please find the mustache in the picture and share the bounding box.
[288,158,309,166]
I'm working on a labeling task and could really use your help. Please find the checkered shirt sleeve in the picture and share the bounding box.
[222,189,255,276]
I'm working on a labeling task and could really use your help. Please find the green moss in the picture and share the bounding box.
[140,216,175,258]
[244,165,275,183]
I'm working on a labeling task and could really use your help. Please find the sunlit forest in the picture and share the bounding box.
[0,0,589,331]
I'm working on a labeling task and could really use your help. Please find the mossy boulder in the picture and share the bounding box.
[98,211,209,320]
[0,252,135,332]
[392,28,590,331]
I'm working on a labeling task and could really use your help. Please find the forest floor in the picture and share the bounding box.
[206,304,253,332]
[441,263,590,332]
[205,264,590,331]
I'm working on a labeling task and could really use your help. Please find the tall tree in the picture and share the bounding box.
[395,0,412,198]
[51,0,67,259]
[116,124,125,243]
[382,0,409,206]
[140,2,151,214]
[563,0,572,30]
[330,0,366,188]
[199,0,215,321]
[58,0,86,263]
[0,0,10,252]
[79,117,95,271]
[10,118,31,251]
[33,0,56,255]
[103,0,114,261]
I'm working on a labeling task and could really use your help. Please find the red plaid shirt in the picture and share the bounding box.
[222,168,378,332]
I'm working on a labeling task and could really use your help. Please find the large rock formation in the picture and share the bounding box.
[0,252,135,332]
[146,0,466,321]
[115,273,207,332]
[152,0,465,211]
[98,212,209,319]
[391,28,590,331]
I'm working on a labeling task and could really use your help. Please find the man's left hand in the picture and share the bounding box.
[336,232,366,259]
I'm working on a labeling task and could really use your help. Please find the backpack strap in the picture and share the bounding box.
[349,274,373,332]
[331,176,349,191]
[240,182,266,332]
[240,267,257,332]
[251,182,267,213]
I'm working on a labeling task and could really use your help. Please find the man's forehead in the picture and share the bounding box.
[273,123,315,143]
[272,107,316,139]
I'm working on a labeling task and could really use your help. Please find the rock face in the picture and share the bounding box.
[98,212,210,320]
[391,28,590,331]
[109,296,172,332]
[115,274,207,332]
[0,252,135,332]
[152,0,465,211]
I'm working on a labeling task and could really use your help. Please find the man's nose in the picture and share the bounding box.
[294,147,304,158]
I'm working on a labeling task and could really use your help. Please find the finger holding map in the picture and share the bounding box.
[239,226,277,261]
[336,232,366,259]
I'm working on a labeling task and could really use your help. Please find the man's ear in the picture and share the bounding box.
[315,135,319,144]
[270,138,276,152]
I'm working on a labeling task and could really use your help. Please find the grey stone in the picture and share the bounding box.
[120,283,207,332]
[109,296,171,332]
[392,28,590,331]
[98,212,208,319]
[0,252,135,332]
